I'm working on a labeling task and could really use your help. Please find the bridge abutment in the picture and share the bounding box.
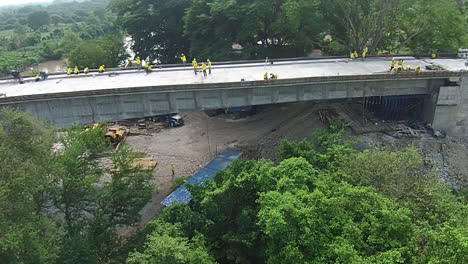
[431,73,468,136]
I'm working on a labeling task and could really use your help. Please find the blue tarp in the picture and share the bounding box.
[161,150,243,207]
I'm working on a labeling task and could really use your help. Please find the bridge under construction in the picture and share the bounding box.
[0,57,467,136]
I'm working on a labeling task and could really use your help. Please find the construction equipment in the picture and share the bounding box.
[105,126,129,151]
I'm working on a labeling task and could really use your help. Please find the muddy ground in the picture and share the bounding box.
[119,101,468,236]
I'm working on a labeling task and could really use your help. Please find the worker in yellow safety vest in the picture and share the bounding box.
[406,65,411,71]
[350,52,355,59]
[398,59,404,67]
[364,46,369,53]
[181,54,187,64]
[264,72,268,80]
[83,67,89,74]
[415,66,421,72]
[432,53,437,59]
[390,60,396,70]
[207,59,212,74]
[201,62,207,77]
[136,57,141,66]
[397,65,403,72]
[362,50,367,59]
[67,68,73,75]
[391,66,398,73]
[145,64,153,73]
[192,58,198,75]
[353,51,359,58]
[74,66,80,74]
[99,65,105,73]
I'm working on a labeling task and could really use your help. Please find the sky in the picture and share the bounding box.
[0,0,53,7]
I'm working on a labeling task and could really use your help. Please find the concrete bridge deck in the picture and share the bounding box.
[0,57,465,99]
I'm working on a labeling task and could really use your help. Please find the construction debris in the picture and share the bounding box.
[318,109,338,124]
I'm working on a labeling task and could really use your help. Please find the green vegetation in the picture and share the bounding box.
[129,121,467,264]
[0,110,154,264]
[0,0,123,76]
[110,0,468,63]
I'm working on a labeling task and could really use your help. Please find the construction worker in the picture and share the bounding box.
[398,59,404,67]
[406,65,411,71]
[350,52,355,59]
[274,73,278,79]
[390,60,396,70]
[362,50,367,59]
[201,62,207,77]
[99,65,105,73]
[136,57,141,66]
[181,54,187,64]
[192,58,198,75]
[364,46,369,53]
[74,66,80,74]
[171,163,175,181]
[34,74,40,82]
[207,59,212,74]
[67,68,73,75]
[145,64,153,73]
[264,72,268,80]
[83,67,89,74]
[432,53,437,59]
[353,51,359,58]
[397,64,403,72]
[415,66,421,73]
[391,66,398,73]
[270,73,278,80]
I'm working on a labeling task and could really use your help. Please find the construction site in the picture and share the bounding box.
[102,98,468,230]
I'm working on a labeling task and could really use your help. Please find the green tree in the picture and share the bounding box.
[0,109,60,264]
[59,31,82,57]
[127,222,216,264]
[27,10,50,30]
[403,0,466,53]
[110,0,190,63]
[319,0,400,53]
[67,34,127,69]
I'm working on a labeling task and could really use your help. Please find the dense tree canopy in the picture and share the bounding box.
[129,121,467,264]
[110,0,468,63]
[0,0,121,76]
[0,110,155,264]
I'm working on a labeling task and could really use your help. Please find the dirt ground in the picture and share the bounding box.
[119,101,468,236]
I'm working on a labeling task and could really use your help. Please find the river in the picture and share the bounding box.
[21,59,67,75]
[21,36,134,75]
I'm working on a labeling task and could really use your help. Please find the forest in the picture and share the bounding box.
[110,0,468,63]
[1,111,466,264]
[0,0,124,75]
[1,0,468,75]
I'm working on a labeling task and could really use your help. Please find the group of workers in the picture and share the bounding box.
[390,59,421,73]
[350,47,369,59]
[66,65,105,76]
[133,57,153,73]
[184,56,212,77]
[264,72,278,80]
